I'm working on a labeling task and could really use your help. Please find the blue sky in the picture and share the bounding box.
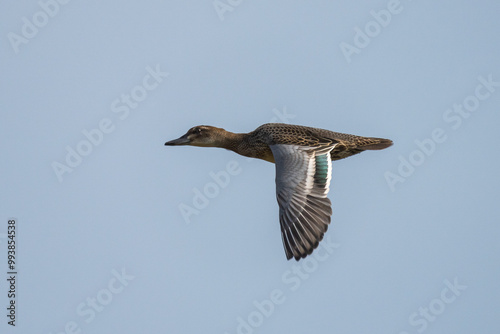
[1,0,500,333]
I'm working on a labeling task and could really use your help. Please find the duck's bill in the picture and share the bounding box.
[164,135,190,146]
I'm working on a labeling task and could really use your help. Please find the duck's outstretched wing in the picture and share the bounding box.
[270,143,335,261]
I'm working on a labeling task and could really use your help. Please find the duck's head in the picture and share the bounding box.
[164,125,226,147]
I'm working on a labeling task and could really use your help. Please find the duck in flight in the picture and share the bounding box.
[165,123,392,261]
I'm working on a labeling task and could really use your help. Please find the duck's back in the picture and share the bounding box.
[254,123,364,142]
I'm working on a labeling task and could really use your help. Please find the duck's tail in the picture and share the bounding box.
[356,137,393,150]
[330,137,393,161]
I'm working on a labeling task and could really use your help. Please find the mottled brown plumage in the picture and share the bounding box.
[241,123,392,161]
[165,123,392,261]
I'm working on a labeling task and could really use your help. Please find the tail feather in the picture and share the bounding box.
[359,138,393,150]
[329,137,393,161]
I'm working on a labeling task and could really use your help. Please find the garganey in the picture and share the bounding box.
[165,123,392,261]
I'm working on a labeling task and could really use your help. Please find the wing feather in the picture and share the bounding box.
[271,144,335,260]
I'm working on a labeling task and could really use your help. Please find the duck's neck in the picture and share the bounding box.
[215,131,248,154]
[214,129,273,162]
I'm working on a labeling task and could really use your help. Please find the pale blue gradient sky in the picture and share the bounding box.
[1,1,500,333]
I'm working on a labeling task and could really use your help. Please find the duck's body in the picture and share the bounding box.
[165,123,392,261]
[215,123,392,162]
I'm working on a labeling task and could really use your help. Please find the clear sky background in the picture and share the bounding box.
[1,1,499,333]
